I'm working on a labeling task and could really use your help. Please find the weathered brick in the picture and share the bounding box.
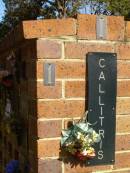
[126,22,130,40]
[64,163,111,173]
[65,42,114,59]
[116,44,130,60]
[116,134,130,151]
[118,61,130,79]
[107,16,125,41]
[29,81,62,99]
[117,80,130,97]
[116,98,130,115]
[27,60,130,81]
[38,159,62,173]
[37,81,62,99]
[77,14,96,40]
[37,61,86,79]
[37,100,85,118]
[65,80,130,98]
[77,15,125,41]
[37,40,62,59]
[117,116,130,133]
[1,15,130,173]
[37,140,60,158]
[114,153,130,169]
[23,18,76,39]
[38,120,62,138]
[65,81,86,98]
[32,96,130,120]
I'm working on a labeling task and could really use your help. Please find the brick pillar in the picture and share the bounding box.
[36,15,130,173]
[0,14,130,173]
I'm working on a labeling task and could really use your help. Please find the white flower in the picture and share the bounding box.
[92,130,100,142]
[77,132,82,139]
[81,149,88,156]
[88,138,93,143]
[65,141,72,147]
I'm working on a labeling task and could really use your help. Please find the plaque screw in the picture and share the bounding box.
[89,109,92,112]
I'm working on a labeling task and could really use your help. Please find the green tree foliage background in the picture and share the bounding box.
[0,0,87,38]
[89,0,130,17]
[0,0,130,39]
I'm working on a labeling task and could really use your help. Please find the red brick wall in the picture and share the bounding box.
[36,15,130,173]
[0,14,130,173]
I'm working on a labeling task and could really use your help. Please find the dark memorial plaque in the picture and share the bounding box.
[87,52,117,166]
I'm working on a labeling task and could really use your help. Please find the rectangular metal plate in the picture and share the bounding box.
[44,63,55,86]
[86,52,117,166]
[96,15,107,40]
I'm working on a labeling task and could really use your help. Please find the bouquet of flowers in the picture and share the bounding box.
[61,111,101,161]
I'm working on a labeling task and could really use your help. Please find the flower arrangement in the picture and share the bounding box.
[61,111,101,161]
[5,160,19,173]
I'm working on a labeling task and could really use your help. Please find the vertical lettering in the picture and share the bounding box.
[100,106,103,116]
[99,71,105,81]
[98,150,104,160]
[98,58,105,161]
[99,83,105,93]
[88,53,116,163]
[99,96,105,106]
[99,117,104,126]
[99,129,105,138]
[99,140,103,149]
[99,59,106,68]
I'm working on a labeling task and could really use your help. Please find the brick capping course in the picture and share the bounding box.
[1,13,130,173]
[0,14,130,53]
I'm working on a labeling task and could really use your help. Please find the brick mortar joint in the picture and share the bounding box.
[93,168,130,173]
[38,157,59,160]
[116,150,130,154]
[38,117,80,121]
[38,137,61,141]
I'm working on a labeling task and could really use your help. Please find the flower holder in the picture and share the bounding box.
[61,111,101,161]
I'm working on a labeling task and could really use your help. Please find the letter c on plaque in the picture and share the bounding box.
[99,59,106,68]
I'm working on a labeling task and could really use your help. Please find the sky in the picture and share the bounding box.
[0,0,5,21]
